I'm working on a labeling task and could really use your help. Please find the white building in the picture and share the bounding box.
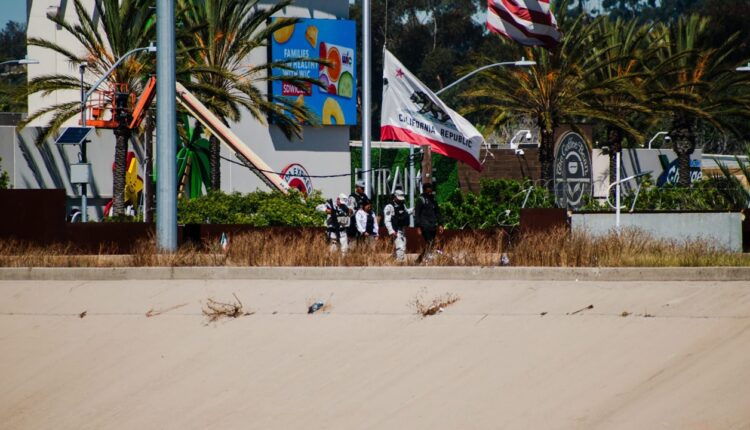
[1,0,353,220]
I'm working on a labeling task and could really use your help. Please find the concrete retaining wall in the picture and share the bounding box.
[572,212,743,252]
[2,266,750,281]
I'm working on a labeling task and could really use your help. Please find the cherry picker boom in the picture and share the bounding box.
[82,76,290,193]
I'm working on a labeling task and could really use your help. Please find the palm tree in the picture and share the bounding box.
[460,12,639,184]
[587,17,654,184]
[20,0,155,216]
[647,14,750,186]
[177,0,317,191]
[713,148,750,210]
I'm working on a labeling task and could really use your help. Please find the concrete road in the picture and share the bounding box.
[1,278,750,429]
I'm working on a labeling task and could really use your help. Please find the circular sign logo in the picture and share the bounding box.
[281,163,314,195]
[553,132,592,209]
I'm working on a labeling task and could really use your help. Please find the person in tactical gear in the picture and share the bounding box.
[415,182,443,263]
[384,189,410,261]
[316,193,353,254]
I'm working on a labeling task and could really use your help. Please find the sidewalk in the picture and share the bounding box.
[2,277,749,429]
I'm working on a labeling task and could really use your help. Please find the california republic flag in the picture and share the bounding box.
[380,49,484,171]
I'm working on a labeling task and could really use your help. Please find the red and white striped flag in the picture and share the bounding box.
[487,0,561,49]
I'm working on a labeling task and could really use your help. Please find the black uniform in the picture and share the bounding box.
[415,192,442,244]
[388,201,410,232]
[326,201,351,235]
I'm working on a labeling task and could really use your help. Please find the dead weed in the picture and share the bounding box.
[411,289,461,317]
[202,293,246,323]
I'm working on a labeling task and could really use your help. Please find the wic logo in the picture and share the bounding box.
[342,51,353,66]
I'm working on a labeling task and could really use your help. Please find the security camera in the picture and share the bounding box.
[515,149,525,156]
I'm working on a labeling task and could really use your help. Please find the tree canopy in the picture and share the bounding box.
[0,21,29,113]
[350,0,750,155]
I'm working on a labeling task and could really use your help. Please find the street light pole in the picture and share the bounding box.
[81,45,156,110]
[78,44,156,222]
[647,131,670,149]
[156,0,177,252]
[435,58,536,96]
[79,63,89,222]
[362,0,372,198]
[0,58,39,67]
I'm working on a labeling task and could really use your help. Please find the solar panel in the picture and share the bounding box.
[55,127,93,145]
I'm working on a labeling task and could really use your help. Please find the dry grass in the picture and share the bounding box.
[0,226,747,267]
[424,232,505,266]
[129,236,227,267]
[411,289,461,317]
[226,230,395,266]
[0,240,122,267]
[509,227,750,267]
[227,230,503,266]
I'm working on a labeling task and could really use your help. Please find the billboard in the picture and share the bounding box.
[270,18,357,126]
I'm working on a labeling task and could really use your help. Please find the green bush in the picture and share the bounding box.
[441,179,555,229]
[0,156,9,189]
[102,214,139,223]
[177,189,326,226]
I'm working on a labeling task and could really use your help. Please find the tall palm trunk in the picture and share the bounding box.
[112,126,131,216]
[539,125,556,187]
[671,115,696,187]
[209,134,221,191]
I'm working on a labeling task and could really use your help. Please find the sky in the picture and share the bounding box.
[0,1,26,28]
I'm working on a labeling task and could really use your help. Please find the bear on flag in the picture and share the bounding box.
[380,49,485,171]
[487,0,561,49]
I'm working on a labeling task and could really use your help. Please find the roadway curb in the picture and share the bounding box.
[1,266,750,282]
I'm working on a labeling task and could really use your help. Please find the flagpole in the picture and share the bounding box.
[362,0,372,197]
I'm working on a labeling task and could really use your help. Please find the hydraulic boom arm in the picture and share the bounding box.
[175,82,289,193]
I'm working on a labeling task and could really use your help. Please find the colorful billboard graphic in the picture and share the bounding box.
[270,18,357,126]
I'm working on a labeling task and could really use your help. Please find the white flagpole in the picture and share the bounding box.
[362,0,372,197]
[615,151,621,230]
[409,144,415,227]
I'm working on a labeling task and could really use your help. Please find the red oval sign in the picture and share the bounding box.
[281,163,314,195]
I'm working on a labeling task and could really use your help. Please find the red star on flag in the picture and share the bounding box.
[395,68,405,78]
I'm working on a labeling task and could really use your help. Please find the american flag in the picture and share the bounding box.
[487,0,562,49]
